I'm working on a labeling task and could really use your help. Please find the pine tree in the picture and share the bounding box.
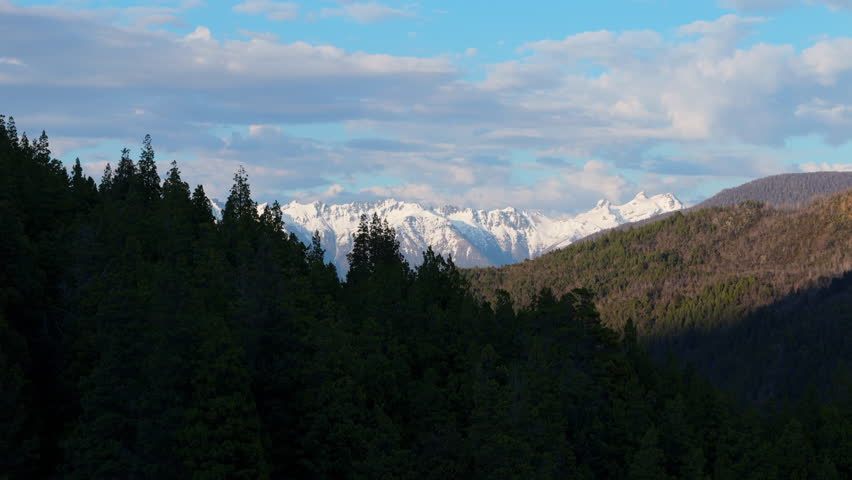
[19,132,30,154]
[162,161,191,206]
[70,159,85,191]
[99,163,114,194]
[64,238,150,479]
[307,231,325,265]
[468,344,533,479]
[661,395,699,478]
[34,131,50,164]
[222,166,256,226]
[368,213,405,268]
[191,185,214,225]
[138,135,161,201]
[0,314,39,478]
[259,200,284,234]
[6,116,18,145]
[773,419,812,480]
[70,159,97,211]
[346,214,372,283]
[628,427,669,480]
[112,148,137,199]
[178,314,270,480]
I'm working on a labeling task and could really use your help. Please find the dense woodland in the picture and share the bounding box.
[582,171,852,238]
[468,191,852,402]
[694,172,852,209]
[3,116,852,479]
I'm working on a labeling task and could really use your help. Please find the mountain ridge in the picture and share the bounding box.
[695,171,852,209]
[578,171,852,242]
[213,192,683,271]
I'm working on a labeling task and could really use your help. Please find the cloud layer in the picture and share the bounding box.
[233,1,299,21]
[320,1,417,24]
[2,2,852,211]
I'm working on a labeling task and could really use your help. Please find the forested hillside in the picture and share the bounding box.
[581,171,852,240]
[4,116,852,479]
[467,193,852,400]
[695,172,852,209]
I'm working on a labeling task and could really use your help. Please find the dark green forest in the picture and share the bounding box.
[468,191,852,402]
[4,116,852,479]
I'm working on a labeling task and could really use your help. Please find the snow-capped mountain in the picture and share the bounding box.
[211,192,682,271]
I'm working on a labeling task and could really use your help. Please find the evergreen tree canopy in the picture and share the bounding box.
[2,115,852,480]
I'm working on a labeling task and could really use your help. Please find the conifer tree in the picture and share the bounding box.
[34,131,50,164]
[138,135,161,201]
[99,163,113,194]
[70,159,97,211]
[628,427,669,480]
[0,314,38,478]
[307,231,325,266]
[163,161,190,202]
[222,166,256,226]
[70,159,85,191]
[19,132,30,154]
[112,148,136,199]
[259,200,284,235]
[191,185,215,225]
[346,214,372,283]
[6,116,17,144]
[178,314,270,480]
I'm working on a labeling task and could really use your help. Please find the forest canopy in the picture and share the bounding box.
[2,117,852,479]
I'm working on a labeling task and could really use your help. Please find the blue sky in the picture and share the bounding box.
[2,0,852,212]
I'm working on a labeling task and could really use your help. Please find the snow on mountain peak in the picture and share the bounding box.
[211,192,682,271]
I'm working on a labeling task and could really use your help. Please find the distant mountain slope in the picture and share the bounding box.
[695,172,852,209]
[212,193,682,271]
[581,171,852,241]
[466,190,852,400]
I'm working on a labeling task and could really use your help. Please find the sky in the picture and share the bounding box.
[2,0,852,212]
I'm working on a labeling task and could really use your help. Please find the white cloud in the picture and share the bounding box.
[472,14,852,152]
[800,162,852,172]
[0,57,25,66]
[326,160,634,212]
[523,30,664,64]
[321,2,416,24]
[795,99,852,126]
[798,38,852,85]
[233,0,299,21]
[248,124,283,137]
[677,14,764,41]
[72,3,206,30]
[4,5,852,210]
[185,25,212,41]
[0,11,453,89]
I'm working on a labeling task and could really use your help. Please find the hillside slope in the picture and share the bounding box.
[662,270,852,402]
[696,172,852,209]
[581,171,852,240]
[467,191,852,399]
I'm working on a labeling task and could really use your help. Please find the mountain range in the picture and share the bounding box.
[584,171,852,237]
[213,192,683,271]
